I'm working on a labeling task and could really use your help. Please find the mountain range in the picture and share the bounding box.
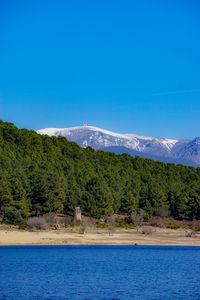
[37,126,200,167]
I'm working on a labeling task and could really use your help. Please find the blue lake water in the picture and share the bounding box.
[0,246,200,299]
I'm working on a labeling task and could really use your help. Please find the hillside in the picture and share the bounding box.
[0,120,200,227]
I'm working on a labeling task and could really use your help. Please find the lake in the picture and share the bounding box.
[0,246,200,299]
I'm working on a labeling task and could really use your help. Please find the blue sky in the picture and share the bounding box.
[0,0,200,139]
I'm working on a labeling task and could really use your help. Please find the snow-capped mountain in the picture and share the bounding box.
[37,126,200,167]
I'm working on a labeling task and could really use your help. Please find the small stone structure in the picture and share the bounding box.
[74,207,82,222]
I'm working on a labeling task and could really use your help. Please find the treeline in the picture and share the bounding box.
[0,120,200,226]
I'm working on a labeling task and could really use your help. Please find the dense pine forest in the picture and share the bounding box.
[0,120,200,226]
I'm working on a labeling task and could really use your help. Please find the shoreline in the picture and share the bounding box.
[1,227,200,246]
[1,245,200,247]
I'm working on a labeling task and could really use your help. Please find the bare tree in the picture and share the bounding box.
[80,217,93,234]
[131,208,146,233]
[108,225,116,236]
[107,218,116,236]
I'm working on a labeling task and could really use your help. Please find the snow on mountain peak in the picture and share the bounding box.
[37,125,179,153]
[36,125,200,166]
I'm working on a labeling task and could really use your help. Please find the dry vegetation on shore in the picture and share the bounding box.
[1,213,200,246]
[0,223,200,246]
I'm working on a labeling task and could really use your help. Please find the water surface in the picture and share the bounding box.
[0,246,200,299]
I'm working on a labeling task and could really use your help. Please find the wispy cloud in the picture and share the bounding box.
[152,89,200,96]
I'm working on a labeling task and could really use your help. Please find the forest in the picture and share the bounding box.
[0,120,200,226]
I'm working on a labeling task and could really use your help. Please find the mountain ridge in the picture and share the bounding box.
[37,125,200,167]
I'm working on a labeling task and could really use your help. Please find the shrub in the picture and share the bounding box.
[116,218,127,228]
[96,222,109,229]
[27,216,48,230]
[164,222,180,229]
[43,214,56,226]
[185,231,196,238]
[142,226,153,235]
[176,220,192,229]
[128,223,136,229]
[169,220,200,230]
[150,216,165,228]
[62,215,74,226]
[115,220,135,229]
[193,227,200,232]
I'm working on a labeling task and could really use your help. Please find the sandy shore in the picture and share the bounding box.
[0,226,200,246]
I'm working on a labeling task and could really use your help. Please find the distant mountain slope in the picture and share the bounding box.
[99,146,197,167]
[37,126,200,166]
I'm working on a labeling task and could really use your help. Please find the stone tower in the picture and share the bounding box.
[74,207,82,222]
